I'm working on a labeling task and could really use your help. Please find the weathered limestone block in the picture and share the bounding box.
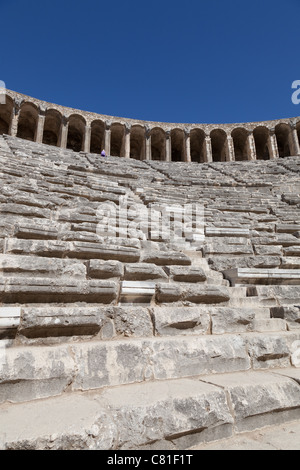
[5,239,141,262]
[204,244,253,256]
[283,246,300,257]
[0,278,117,303]
[205,227,250,237]
[71,340,151,391]
[103,379,233,449]
[280,257,300,269]
[19,306,105,338]
[201,371,300,432]
[14,223,58,240]
[211,308,255,334]
[0,221,14,238]
[254,245,282,256]
[88,260,124,279]
[0,344,75,403]
[0,254,86,278]
[223,268,300,286]
[0,203,51,219]
[270,306,300,324]
[141,251,191,266]
[247,285,300,305]
[276,224,300,233]
[167,266,207,283]
[156,283,230,304]
[124,263,167,281]
[152,307,210,336]
[5,239,68,258]
[71,242,140,262]
[245,333,291,369]
[106,307,153,338]
[256,235,300,247]
[151,335,250,379]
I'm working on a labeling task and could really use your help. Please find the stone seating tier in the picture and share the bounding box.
[0,135,299,450]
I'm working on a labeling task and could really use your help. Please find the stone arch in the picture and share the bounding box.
[275,123,291,158]
[151,127,165,161]
[210,129,227,162]
[43,109,62,146]
[171,128,184,162]
[190,128,205,162]
[111,123,125,157]
[67,114,86,152]
[90,120,105,154]
[232,127,249,161]
[130,125,145,160]
[253,126,270,160]
[0,95,14,135]
[17,102,39,141]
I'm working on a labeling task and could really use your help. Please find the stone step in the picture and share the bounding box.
[205,227,250,237]
[1,368,300,450]
[4,239,141,262]
[0,277,117,303]
[0,331,299,404]
[223,268,300,286]
[4,304,279,341]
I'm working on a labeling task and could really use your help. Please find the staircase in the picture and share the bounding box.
[0,135,300,450]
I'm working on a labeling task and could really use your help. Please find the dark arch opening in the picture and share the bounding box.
[275,123,291,158]
[232,128,249,161]
[43,109,62,146]
[190,128,205,162]
[130,125,145,160]
[0,96,13,135]
[67,115,86,152]
[210,129,227,162]
[111,123,125,157]
[171,129,184,162]
[17,103,39,141]
[90,120,105,154]
[253,126,270,160]
[151,127,165,161]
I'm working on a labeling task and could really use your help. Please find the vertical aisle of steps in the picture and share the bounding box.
[0,136,299,450]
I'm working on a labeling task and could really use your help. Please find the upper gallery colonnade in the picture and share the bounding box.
[0,90,299,162]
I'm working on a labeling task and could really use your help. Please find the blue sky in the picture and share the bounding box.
[0,0,299,124]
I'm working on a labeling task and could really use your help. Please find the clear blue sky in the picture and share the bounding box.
[1,0,299,124]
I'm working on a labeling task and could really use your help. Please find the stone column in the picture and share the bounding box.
[145,127,152,160]
[203,135,213,162]
[58,116,69,149]
[289,123,300,156]
[246,131,257,160]
[35,108,46,143]
[267,128,279,159]
[83,123,91,153]
[104,121,111,155]
[225,135,235,161]
[165,130,171,162]
[184,128,191,162]
[124,124,131,158]
[9,99,22,137]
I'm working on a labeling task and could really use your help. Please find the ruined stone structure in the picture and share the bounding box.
[0,91,300,450]
[1,90,300,162]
